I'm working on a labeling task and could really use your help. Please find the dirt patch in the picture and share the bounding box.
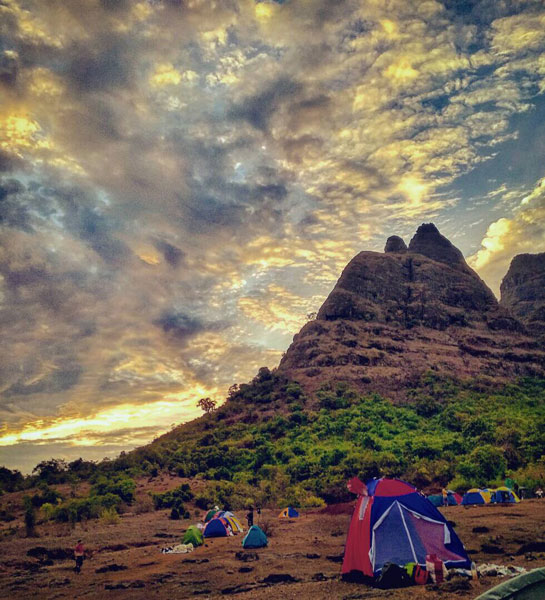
[1,493,544,600]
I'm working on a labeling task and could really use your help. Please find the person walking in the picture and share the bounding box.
[74,540,85,574]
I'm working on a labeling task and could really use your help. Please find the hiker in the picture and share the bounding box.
[246,508,254,528]
[74,540,85,574]
[442,488,448,507]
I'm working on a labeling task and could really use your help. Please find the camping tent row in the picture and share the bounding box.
[462,487,520,506]
[203,511,244,538]
[342,478,471,578]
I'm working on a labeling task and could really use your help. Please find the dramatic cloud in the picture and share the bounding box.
[1,0,545,471]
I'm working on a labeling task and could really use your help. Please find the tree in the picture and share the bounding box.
[197,397,217,414]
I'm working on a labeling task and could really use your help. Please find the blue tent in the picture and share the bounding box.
[461,489,489,505]
[203,517,229,538]
[242,525,268,549]
[343,478,470,577]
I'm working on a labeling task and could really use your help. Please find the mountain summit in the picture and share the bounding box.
[278,224,545,400]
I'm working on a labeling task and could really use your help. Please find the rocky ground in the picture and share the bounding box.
[1,482,544,600]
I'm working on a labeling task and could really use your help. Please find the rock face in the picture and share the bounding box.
[500,253,545,336]
[278,224,545,400]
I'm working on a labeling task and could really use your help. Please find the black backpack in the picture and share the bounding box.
[375,563,412,589]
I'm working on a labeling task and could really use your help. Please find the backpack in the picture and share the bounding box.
[413,564,429,585]
[375,563,412,589]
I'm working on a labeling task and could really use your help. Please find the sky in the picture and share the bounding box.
[1,0,545,473]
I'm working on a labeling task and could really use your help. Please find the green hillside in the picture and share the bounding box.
[118,370,545,508]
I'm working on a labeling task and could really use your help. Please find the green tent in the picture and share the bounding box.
[182,525,204,547]
[204,509,217,522]
[475,568,545,600]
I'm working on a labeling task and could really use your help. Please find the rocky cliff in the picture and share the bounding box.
[278,224,545,400]
[500,253,545,337]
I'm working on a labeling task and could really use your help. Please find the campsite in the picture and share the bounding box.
[1,474,544,599]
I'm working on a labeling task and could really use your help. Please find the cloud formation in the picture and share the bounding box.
[1,0,545,470]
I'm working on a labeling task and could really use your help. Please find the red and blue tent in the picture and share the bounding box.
[342,478,470,577]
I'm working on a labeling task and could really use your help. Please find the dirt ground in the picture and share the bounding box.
[1,484,544,600]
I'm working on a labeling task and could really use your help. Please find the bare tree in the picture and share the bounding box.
[197,397,217,414]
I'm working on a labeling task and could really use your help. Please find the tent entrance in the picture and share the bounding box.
[370,501,465,573]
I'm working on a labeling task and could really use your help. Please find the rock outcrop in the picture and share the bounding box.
[278,224,545,400]
[500,253,545,336]
[384,236,407,253]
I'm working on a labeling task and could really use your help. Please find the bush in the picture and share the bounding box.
[100,507,120,525]
[91,475,136,504]
[152,483,193,510]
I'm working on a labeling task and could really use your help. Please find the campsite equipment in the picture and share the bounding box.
[182,525,204,547]
[413,564,429,585]
[203,517,231,538]
[462,489,491,505]
[491,487,520,504]
[278,506,299,519]
[242,525,268,549]
[375,562,412,589]
[342,478,470,578]
[426,553,447,583]
[474,567,545,600]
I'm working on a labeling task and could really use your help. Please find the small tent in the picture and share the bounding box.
[204,509,218,522]
[203,517,231,538]
[342,478,470,578]
[182,525,204,547]
[278,506,299,519]
[491,487,520,504]
[447,490,463,505]
[215,511,244,533]
[428,491,462,507]
[242,525,268,549]
[461,489,490,505]
[474,567,545,600]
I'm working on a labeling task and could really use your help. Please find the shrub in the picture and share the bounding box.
[152,483,193,510]
[100,507,120,525]
[91,475,136,504]
[134,496,154,515]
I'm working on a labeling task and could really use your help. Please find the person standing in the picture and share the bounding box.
[246,508,254,528]
[74,540,85,574]
[441,489,448,507]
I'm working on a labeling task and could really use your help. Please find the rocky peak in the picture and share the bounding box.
[278,225,543,400]
[500,252,545,335]
[408,223,466,269]
[384,236,407,253]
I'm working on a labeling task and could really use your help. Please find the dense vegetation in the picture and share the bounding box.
[2,371,544,513]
